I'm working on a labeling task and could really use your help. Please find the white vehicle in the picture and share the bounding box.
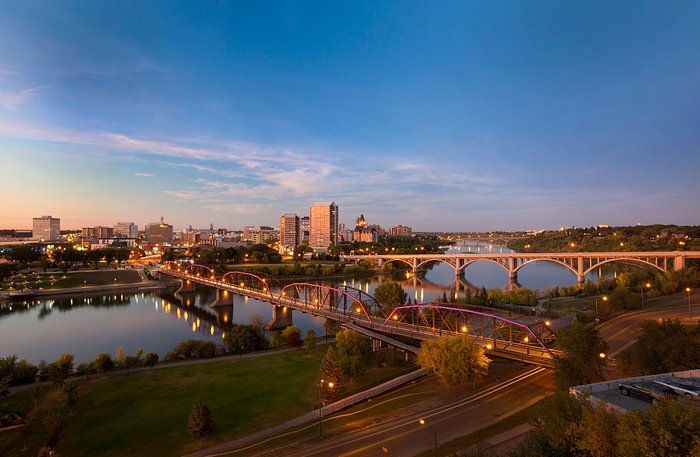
[653,379,700,399]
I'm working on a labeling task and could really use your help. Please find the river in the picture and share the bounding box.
[0,241,614,364]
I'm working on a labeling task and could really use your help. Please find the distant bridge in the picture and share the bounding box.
[342,251,700,287]
[158,263,558,367]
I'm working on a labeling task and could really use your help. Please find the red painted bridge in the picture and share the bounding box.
[159,263,559,367]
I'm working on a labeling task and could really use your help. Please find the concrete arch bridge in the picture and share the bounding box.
[342,251,700,287]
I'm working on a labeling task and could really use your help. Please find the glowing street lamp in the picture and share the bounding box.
[595,296,608,323]
[641,282,651,308]
[319,379,335,438]
[687,287,692,316]
[418,419,438,457]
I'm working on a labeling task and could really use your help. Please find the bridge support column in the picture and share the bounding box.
[455,258,463,276]
[175,279,196,294]
[577,256,585,287]
[507,258,517,288]
[212,289,234,307]
[412,258,418,273]
[265,305,294,331]
[674,254,685,271]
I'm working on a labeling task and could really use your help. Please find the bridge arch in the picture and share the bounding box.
[582,258,666,278]
[382,258,414,269]
[279,283,378,322]
[513,258,578,277]
[416,258,458,272]
[383,304,554,357]
[221,271,278,301]
[458,258,510,275]
[184,263,217,279]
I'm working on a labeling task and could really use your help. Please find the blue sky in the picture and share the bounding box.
[1,1,699,231]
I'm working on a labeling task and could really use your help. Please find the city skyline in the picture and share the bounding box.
[2,2,700,231]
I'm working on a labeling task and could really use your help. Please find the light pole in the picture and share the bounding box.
[641,282,651,308]
[319,379,334,438]
[687,287,692,317]
[595,296,607,323]
[419,419,437,457]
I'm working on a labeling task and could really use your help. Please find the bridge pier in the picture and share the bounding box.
[212,289,234,307]
[265,305,294,331]
[454,258,463,276]
[674,254,685,271]
[412,258,418,273]
[175,279,196,294]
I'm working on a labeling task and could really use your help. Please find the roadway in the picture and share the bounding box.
[597,301,698,357]
[255,367,552,457]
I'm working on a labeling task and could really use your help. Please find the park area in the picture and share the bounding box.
[0,346,413,456]
[0,270,142,291]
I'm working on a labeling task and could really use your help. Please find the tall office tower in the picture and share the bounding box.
[309,202,339,251]
[279,213,300,250]
[32,215,61,241]
[145,217,174,244]
[114,222,139,238]
[299,216,310,242]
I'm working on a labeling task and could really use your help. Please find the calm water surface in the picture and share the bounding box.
[0,241,616,364]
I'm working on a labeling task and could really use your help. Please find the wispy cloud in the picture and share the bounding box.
[134,172,154,177]
[0,86,47,110]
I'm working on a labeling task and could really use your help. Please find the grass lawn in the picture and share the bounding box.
[0,347,413,456]
[1,270,142,290]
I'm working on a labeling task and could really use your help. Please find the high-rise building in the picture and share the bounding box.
[33,215,60,241]
[279,213,300,251]
[309,202,339,251]
[145,217,174,244]
[114,222,139,239]
[300,216,310,242]
[389,224,412,237]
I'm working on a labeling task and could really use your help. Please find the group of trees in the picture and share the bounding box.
[0,245,135,274]
[417,335,490,387]
[329,234,451,256]
[508,224,700,252]
[498,392,700,457]
[618,319,700,377]
[179,244,283,266]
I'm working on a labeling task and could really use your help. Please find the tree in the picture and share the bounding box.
[553,320,608,391]
[282,325,302,349]
[373,282,408,314]
[42,414,64,449]
[31,377,43,409]
[115,347,127,366]
[47,354,74,387]
[223,324,267,354]
[188,400,214,438]
[61,381,78,415]
[416,335,490,387]
[145,352,159,369]
[618,319,700,376]
[92,353,114,373]
[304,330,317,353]
[320,346,343,400]
[114,248,130,265]
[335,329,371,377]
[324,319,341,340]
[103,248,116,266]
[0,375,11,397]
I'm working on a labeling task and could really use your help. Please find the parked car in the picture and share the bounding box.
[619,381,678,404]
[654,379,700,399]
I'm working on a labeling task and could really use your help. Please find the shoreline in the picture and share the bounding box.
[0,280,178,301]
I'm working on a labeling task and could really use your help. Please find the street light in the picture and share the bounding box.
[419,419,438,457]
[641,282,651,308]
[595,296,607,323]
[319,379,334,438]
[687,287,692,316]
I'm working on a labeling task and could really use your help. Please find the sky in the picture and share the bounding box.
[1,1,699,232]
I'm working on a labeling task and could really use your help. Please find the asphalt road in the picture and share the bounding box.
[598,303,698,357]
[268,367,552,457]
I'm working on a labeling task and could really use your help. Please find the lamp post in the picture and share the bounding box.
[595,296,607,323]
[687,287,692,317]
[419,419,437,457]
[319,379,334,438]
[641,282,651,308]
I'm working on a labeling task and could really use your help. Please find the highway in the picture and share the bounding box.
[268,367,552,457]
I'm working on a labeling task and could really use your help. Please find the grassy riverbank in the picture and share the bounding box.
[0,346,413,456]
[1,270,143,291]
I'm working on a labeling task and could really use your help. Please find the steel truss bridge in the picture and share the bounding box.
[342,251,700,287]
[159,263,558,367]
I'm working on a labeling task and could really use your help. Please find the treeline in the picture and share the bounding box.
[241,260,376,278]
[0,246,133,275]
[329,234,450,255]
[168,243,282,265]
[508,224,700,252]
